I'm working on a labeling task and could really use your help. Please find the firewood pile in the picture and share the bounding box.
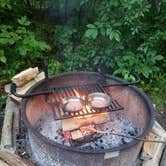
[0,67,165,166]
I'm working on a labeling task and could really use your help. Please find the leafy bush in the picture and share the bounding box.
[0,16,51,83]
[141,74,166,110]
[0,0,165,110]
[53,0,165,81]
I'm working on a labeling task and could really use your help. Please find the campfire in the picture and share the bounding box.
[10,70,155,166]
[54,89,113,145]
[33,82,129,148]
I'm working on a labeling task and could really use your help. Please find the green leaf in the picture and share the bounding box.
[0,50,6,63]
[100,28,106,36]
[84,29,98,39]
[114,31,120,42]
[106,28,113,40]
[18,46,28,56]
[106,28,112,36]
[86,24,96,29]
[155,55,164,61]
[17,16,31,26]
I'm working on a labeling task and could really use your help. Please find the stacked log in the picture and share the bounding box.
[11,67,39,87]
[141,121,166,166]
[5,67,45,103]
[0,151,34,166]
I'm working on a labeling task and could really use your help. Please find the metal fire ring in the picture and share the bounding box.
[21,72,155,154]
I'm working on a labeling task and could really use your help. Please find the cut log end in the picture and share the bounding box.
[12,67,39,87]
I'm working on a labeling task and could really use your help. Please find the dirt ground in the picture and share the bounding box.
[156,110,166,130]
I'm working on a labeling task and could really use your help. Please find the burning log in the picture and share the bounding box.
[12,67,39,87]
[62,113,110,131]
[71,130,83,141]
[69,125,102,146]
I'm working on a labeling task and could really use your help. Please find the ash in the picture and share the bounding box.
[80,113,138,150]
[35,112,138,150]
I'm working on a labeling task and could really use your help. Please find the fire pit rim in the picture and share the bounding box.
[21,71,155,154]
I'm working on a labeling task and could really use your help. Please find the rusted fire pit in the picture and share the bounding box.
[15,72,154,166]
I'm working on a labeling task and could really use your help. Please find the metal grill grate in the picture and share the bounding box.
[45,84,123,120]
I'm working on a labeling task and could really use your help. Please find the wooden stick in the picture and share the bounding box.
[12,67,39,87]
[0,151,34,166]
[1,99,13,148]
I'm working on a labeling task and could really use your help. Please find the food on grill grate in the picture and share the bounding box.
[87,92,111,108]
[62,96,84,112]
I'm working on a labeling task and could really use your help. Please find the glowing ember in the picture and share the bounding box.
[63,131,71,139]
[80,125,95,135]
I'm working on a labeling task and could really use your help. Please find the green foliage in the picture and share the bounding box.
[0,94,7,113]
[51,0,166,109]
[52,0,165,81]
[17,16,31,26]
[0,0,11,10]
[48,60,62,76]
[0,0,165,111]
[141,74,166,110]
[0,16,51,82]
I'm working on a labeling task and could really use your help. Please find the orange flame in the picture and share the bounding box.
[72,89,97,119]
[73,89,80,97]
[73,89,85,100]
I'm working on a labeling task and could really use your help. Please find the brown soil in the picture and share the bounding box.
[156,109,166,130]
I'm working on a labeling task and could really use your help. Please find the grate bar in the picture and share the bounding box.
[46,84,123,120]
